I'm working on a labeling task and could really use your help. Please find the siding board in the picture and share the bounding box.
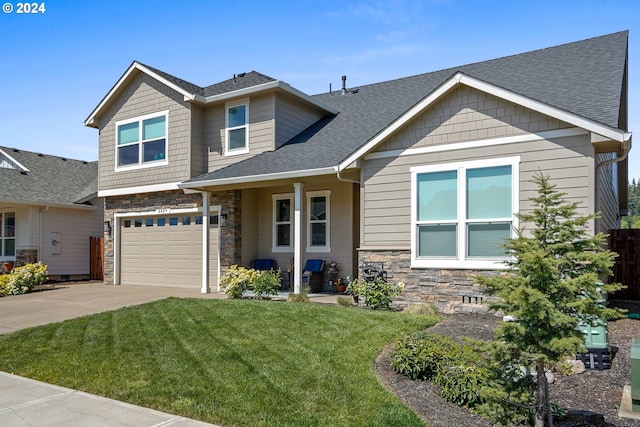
[361,88,595,247]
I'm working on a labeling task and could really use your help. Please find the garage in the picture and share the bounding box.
[119,213,219,288]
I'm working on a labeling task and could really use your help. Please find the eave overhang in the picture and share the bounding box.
[84,62,338,128]
[337,72,632,171]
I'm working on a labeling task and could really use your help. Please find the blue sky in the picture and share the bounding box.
[1,0,639,178]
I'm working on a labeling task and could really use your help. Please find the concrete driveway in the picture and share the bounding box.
[0,281,227,335]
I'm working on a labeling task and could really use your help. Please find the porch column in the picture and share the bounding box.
[201,191,210,294]
[294,182,303,294]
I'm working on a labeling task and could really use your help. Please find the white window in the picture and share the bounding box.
[411,157,519,269]
[307,190,330,252]
[272,194,293,252]
[0,211,15,259]
[116,111,168,170]
[225,99,249,155]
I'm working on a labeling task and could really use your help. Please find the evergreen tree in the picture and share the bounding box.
[477,172,624,427]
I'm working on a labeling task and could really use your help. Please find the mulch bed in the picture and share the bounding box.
[375,303,640,426]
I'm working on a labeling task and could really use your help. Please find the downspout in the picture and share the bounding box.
[39,206,49,263]
[594,138,632,229]
[335,165,360,184]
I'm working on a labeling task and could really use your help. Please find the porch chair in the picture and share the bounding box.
[301,259,324,293]
[251,259,277,271]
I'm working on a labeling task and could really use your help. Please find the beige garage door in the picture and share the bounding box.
[120,214,218,288]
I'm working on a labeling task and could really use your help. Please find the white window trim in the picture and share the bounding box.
[306,190,331,253]
[410,156,520,270]
[114,110,169,171]
[272,193,294,252]
[224,98,250,156]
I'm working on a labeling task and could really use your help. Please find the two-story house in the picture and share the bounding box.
[85,31,631,312]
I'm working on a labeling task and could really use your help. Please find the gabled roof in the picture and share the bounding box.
[182,31,630,187]
[84,63,336,128]
[0,147,98,209]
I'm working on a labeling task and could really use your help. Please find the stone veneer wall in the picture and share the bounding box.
[15,249,38,267]
[103,189,242,285]
[358,249,507,314]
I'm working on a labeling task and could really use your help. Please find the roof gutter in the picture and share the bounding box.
[335,166,360,184]
[179,167,337,190]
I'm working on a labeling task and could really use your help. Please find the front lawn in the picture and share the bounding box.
[0,298,436,426]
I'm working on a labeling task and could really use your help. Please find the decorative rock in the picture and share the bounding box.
[567,359,586,374]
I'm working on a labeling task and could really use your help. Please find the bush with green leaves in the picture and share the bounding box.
[252,269,281,299]
[220,265,258,299]
[287,292,309,303]
[392,332,536,425]
[336,295,353,307]
[346,277,404,310]
[0,263,48,296]
[220,265,283,299]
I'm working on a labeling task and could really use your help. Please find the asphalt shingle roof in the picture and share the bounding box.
[0,147,98,206]
[181,31,629,184]
[141,63,276,98]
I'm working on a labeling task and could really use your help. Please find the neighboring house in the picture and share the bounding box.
[85,31,631,312]
[0,147,103,280]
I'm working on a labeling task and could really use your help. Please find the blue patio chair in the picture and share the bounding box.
[301,259,324,293]
[251,259,277,271]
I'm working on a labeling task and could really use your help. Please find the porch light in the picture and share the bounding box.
[103,220,112,237]
[220,214,227,227]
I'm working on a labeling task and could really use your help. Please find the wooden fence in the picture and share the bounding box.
[89,236,104,281]
[609,229,640,300]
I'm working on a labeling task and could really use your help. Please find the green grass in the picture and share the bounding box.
[0,298,437,426]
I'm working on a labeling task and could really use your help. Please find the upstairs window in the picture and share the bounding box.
[411,157,519,269]
[225,99,249,155]
[116,112,167,169]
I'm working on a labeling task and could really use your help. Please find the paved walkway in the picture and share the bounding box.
[0,281,339,426]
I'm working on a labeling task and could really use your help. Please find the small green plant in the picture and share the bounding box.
[252,269,282,299]
[392,332,536,425]
[336,295,353,307]
[220,265,257,299]
[287,292,309,303]
[403,303,438,316]
[0,262,48,296]
[347,277,404,310]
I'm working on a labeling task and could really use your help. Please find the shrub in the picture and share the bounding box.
[403,303,438,316]
[220,265,257,299]
[392,332,536,425]
[0,274,11,296]
[0,263,48,296]
[336,295,353,307]
[347,277,404,310]
[252,269,281,299]
[287,292,309,303]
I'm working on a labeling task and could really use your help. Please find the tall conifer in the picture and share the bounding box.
[478,172,623,427]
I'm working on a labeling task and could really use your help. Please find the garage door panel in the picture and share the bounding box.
[120,214,218,288]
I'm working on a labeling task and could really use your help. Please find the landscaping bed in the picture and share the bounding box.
[376,309,640,427]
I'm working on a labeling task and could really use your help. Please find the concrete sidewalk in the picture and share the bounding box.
[0,371,218,426]
[0,281,338,426]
